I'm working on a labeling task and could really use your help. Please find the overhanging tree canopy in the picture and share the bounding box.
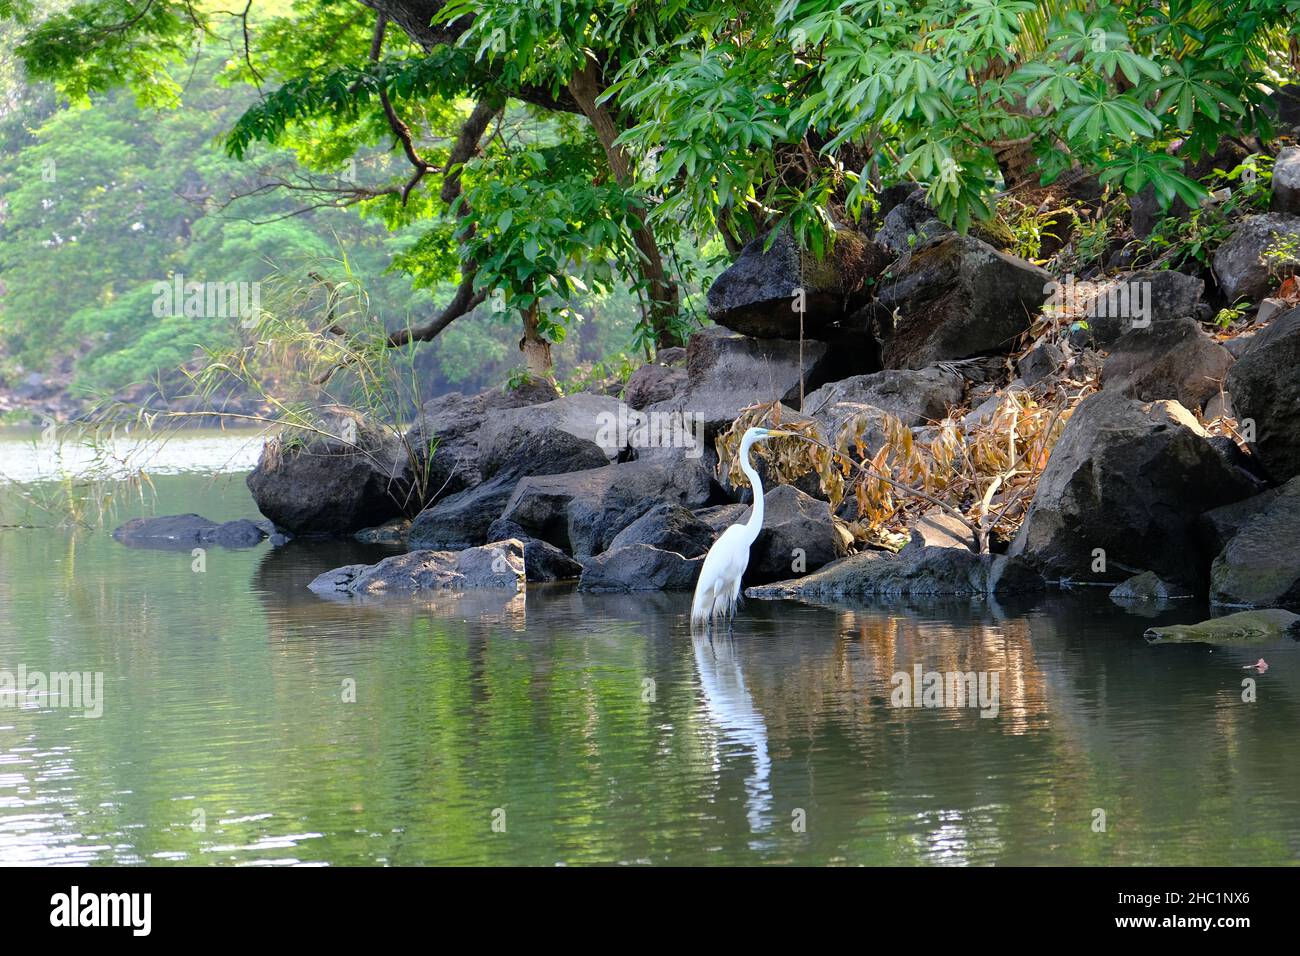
[5,0,1299,370]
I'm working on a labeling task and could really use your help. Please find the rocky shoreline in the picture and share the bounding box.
[111,145,1300,619]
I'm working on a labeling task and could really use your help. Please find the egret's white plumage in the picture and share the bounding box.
[690,426,790,633]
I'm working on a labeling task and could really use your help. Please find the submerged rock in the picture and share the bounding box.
[354,518,409,543]
[1210,476,1300,607]
[872,235,1052,369]
[1109,571,1190,603]
[113,514,268,550]
[1143,608,1300,645]
[578,544,704,591]
[307,539,525,595]
[1006,392,1257,589]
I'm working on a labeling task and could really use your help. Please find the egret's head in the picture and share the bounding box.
[744,426,794,443]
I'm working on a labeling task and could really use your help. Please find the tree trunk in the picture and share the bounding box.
[521,304,553,380]
[567,58,682,350]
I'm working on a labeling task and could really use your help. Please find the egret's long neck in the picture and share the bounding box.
[740,438,765,544]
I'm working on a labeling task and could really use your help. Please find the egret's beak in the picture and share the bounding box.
[766,429,795,438]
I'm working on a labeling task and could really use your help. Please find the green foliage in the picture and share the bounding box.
[1131,153,1276,270]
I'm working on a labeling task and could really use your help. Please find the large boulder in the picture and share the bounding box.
[477,392,625,463]
[1227,306,1300,482]
[1271,146,1300,216]
[500,458,718,559]
[638,327,835,449]
[1198,486,1282,557]
[307,539,526,595]
[247,408,415,536]
[872,235,1052,369]
[1210,476,1300,607]
[1071,270,1204,349]
[406,383,561,496]
[1212,213,1300,303]
[1101,316,1233,411]
[623,363,686,410]
[706,228,890,339]
[803,366,965,442]
[734,484,847,584]
[1006,392,1258,588]
[408,425,609,550]
[608,502,715,558]
[578,544,704,591]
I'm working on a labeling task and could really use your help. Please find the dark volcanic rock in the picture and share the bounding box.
[639,327,837,448]
[1210,476,1300,607]
[1101,316,1233,411]
[747,546,991,599]
[1212,213,1300,303]
[608,503,715,558]
[1198,487,1282,558]
[482,518,584,582]
[476,392,624,463]
[873,235,1052,369]
[247,408,415,536]
[1227,306,1300,482]
[874,189,952,256]
[1017,343,1065,386]
[500,458,718,559]
[1006,392,1258,589]
[803,366,964,441]
[307,539,525,595]
[706,228,889,339]
[578,544,704,591]
[623,363,687,410]
[406,383,561,498]
[408,426,610,550]
[1072,270,1204,349]
[1272,146,1300,216]
[746,484,846,584]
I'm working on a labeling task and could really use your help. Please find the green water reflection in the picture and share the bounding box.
[1,469,1298,865]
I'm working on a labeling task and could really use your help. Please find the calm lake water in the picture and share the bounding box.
[2,429,1299,865]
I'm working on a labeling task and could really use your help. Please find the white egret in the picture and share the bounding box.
[691,426,793,633]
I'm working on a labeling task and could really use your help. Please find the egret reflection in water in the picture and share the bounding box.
[691,633,772,835]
